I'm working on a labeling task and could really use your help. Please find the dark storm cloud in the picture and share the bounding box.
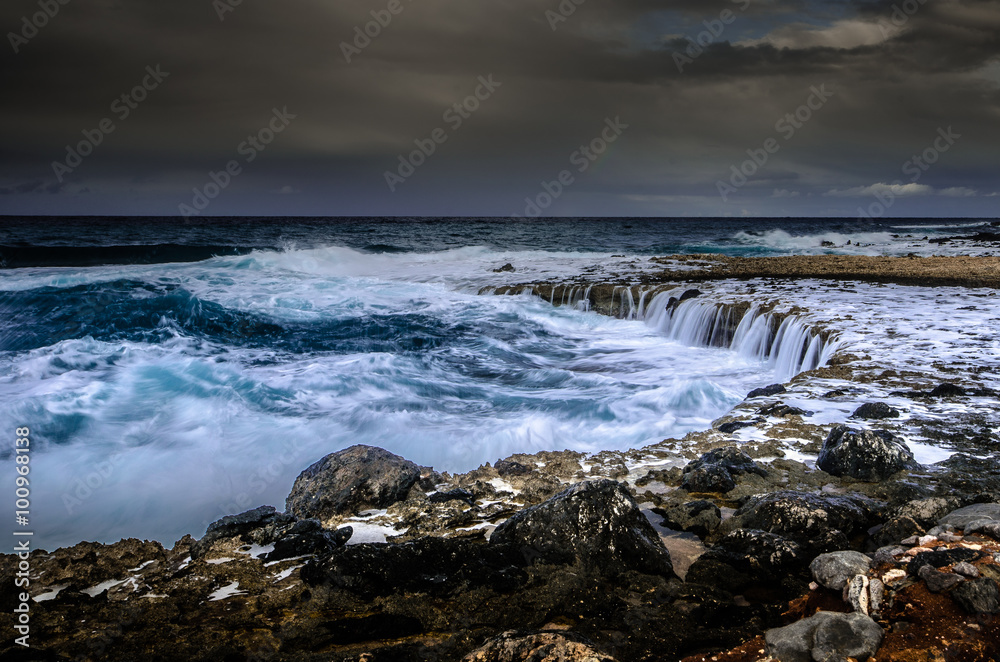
[0,0,997,216]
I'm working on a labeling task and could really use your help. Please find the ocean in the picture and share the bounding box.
[1,216,995,549]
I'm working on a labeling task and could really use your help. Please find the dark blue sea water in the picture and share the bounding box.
[0,216,993,548]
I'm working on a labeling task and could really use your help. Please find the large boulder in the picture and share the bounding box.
[951,578,1000,614]
[851,402,900,420]
[765,611,883,662]
[656,500,722,539]
[817,425,918,481]
[681,446,766,494]
[489,479,675,578]
[286,445,421,521]
[685,529,805,596]
[937,503,1000,533]
[810,551,872,591]
[725,490,882,551]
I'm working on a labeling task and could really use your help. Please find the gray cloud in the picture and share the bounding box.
[0,0,997,216]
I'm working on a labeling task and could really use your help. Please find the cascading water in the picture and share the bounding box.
[644,289,838,382]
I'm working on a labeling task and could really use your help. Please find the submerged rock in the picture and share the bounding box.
[817,425,918,481]
[285,445,421,521]
[851,402,901,420]
[747,383,786,399]
[490,479,676,578]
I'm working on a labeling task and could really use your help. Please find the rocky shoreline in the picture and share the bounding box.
[5,257,1000,662]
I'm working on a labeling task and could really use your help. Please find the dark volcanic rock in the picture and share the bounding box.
[747,383,786,399]
[929,383,967,397]
[686,529,805,598]
[265,520,353,562]
[681,446,766,494]
[766,611,883,662]
[192,505,295,559]
[908,548,982,577]
[494,459,532,477]
[285,445,421,520]
[817,425,918,481]
[757,403,813,418]
[656,500,722,539]
[726,490,881,551]
[429,488,476,506]
[493,263,516,273]
[951,578,1000,614]
[302,535,528,598]
[851,402,901,420]
[490,479,675,578]
[718,420,758,434]
[918,565,964,593]
[460,631,616,662]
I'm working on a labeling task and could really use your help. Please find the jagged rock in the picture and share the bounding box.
[285,445,421,521]
[686,529,805,596]
[429,488,476,505]
[873,497,960,546]
[908,548,981,577]
[495,459,532,477]
[851,402,901,420]
[954,562,980,578]
[938,503,1000,532]
[656,500,721,539]
[265,520,353,562]
[681,446,766,494]
[718,420,758,434]
[461,631,616,662]
[490,480,675,578]
[918,565,964,593]
[493,263,516,273]
[192,506,295,559]
[758,403,813,418]
[747,383,786,399]
[817,425,918,481]
[810,551,872,591]
[725,490,881,551]
[765,611,883,662]
[951,578,1000,614]
[929,383,966,397]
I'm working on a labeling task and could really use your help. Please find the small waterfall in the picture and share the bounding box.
[644,290,838,381]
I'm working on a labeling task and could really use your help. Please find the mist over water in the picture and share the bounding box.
[0,217,992,548]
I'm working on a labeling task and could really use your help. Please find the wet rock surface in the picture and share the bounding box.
[817,425,918,481]
[285,444,421,521]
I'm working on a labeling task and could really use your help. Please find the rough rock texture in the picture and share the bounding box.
[681,446,766,494]
[686,529,806,599]
[816,425,918,481]
[918,565,964,593]
[951,577,1000,614]
[851,402,901,420]
[723,490,882,551]
[765,611,883,662]
[191,505,295,559]
[285,444,421,521]
[657,500,722,539]
[747,383,786,399]
[490,479,676,578]
[938,503,1000,532]
[460,631,616,662]
[810,551,872,591]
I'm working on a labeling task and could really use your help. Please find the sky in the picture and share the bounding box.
[1,0,998,218]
